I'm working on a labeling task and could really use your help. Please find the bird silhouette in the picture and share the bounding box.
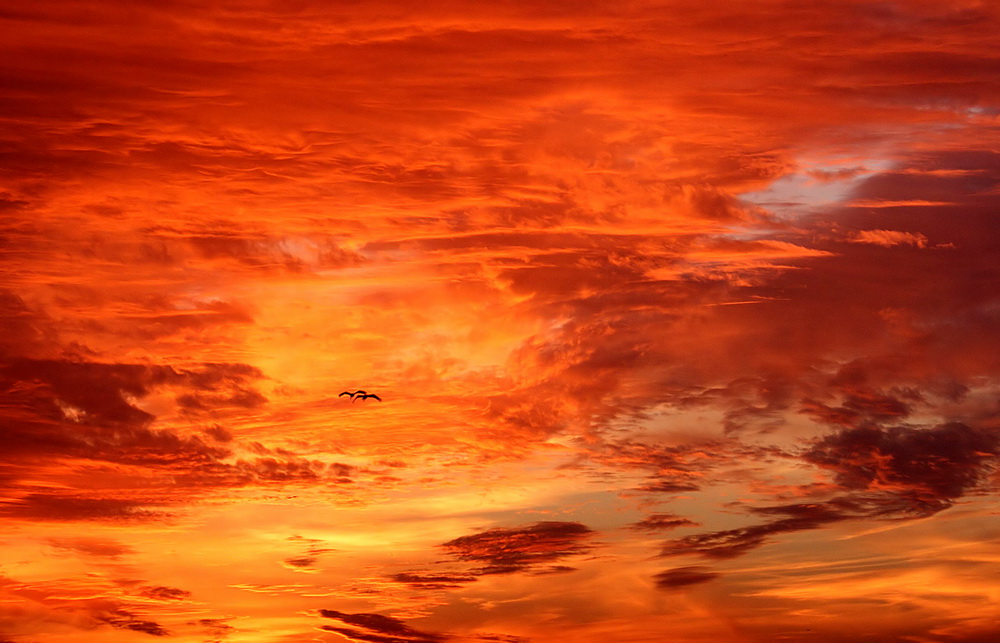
[354,393,381,402]
[339,390,367,399]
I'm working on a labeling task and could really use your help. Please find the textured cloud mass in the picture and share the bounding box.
[440,521,594,576]
[805,423,1000,509]
[319,609,446,643]
[1,0,999,641]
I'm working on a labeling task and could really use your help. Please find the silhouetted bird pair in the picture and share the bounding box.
[339,389,381,402]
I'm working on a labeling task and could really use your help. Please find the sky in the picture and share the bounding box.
[1,1,999,641]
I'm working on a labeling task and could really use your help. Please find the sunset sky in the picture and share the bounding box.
[2,1,1000,641]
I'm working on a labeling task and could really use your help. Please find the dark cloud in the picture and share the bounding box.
[389,523,592,592]
[390,572,477,590]
[627,514,699,532]
[203,424,234,442]
[0,360,149,428]
[659,503,848,560]
[0,494,170,522]
[659,472,1000,562]
[0,358,264,430]
[804,422,1000,503]
[0,394,208,476]
[0,353,330,521]
[280,535,335,572]
[98,608,170,636]
[282,556,318,570]
[660,496,936,561]
[319,609,445,643]
[636,481,701,494]
[653,566,719,589]
[441,521,593,575]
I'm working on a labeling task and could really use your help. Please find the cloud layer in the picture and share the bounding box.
[1,0,999,641]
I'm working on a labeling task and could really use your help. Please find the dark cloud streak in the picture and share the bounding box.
[440,521,594,576]
[319,609,445,643]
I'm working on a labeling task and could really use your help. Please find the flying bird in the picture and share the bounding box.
[339,390,380,402]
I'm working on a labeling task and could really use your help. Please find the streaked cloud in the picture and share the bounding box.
[319,609,445,643]
[441,521,594,576]
[847,228,931,247]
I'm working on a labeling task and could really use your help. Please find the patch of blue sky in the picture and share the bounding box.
[740,156,896,216]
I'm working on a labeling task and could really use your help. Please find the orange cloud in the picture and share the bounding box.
[848,229,930,247]
[2,1,1000,641]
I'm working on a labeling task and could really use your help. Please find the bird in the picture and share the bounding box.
[339,390,367,399]
[354,393,381,402]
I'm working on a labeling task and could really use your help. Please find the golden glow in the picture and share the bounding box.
[2,1,1000,641]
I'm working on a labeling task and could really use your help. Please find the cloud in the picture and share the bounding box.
[0,574,177,639]
[1,1,999,640]
[98,608,170,636]
[138,586,191,602]
[0,358,264,429]
[803,422,1000,504]
[0,494,170,522]
[0,351,338,522]
[203,424,234,442]
[282,556,319,572]
[660,502,849,560]
[656,421,1000,560]
[389,523,594,594]
[653,566,720,589]
[390,572,478,590]
[194,618,234,640]
[590,439,733,496]
[280,535,335,572]
[440,521,594,575]
[627,514,699,532]
[658,443,1000,561]
[800,389,913,427]
[635,481,702,494]
[847,229,929,247]
[319,609,445,643]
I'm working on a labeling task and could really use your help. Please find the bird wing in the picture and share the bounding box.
[369,394,382,401]
[338,391,354,397]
